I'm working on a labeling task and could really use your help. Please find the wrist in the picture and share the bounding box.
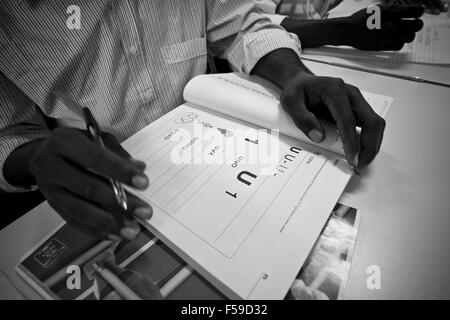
[281,17,350,48]
[279,64,312,88]
[252,48,313,89]
[327,17,350,46]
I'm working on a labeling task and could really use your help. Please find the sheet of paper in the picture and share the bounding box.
[401,15,450,65]
[123,103,352,299]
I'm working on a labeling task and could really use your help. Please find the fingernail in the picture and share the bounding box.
[120,226,139,240]
[353,154,359,169]
[134,206,153,219]
[108,234,122,242]
[307,129,324,143]
[132,175,149,189]
[131,158,146,170]
[354,165,367,176]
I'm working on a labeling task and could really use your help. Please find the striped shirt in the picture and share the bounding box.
[0,0,302,192]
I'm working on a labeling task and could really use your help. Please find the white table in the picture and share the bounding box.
[301,54,450,86]
[1,60,450,299]
[306,60,450,299]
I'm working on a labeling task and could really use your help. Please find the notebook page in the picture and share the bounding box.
[122,102,352,299]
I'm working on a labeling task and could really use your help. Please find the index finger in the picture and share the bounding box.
[322,83,359,168]
[52,128,148,189]
[346,85,386,171]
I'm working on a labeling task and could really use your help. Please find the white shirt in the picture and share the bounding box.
[0,0,302,192]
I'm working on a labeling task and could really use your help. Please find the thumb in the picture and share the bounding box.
[282,96,325,143]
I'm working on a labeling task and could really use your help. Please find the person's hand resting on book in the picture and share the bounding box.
[280,5,424,50]
[252,49,386,174]
[4,128,152,240]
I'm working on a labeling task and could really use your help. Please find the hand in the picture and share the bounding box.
[344,5,424,51]
[29,127,152,240]
[397,0,447,15]
[422,0,447,14]
[280,73,386,173]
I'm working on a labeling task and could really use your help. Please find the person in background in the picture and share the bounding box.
[256,0,447,50]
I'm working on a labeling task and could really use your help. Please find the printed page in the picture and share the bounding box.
[402,15,450,65]
[123,103,352,299]
[183,73,393,157]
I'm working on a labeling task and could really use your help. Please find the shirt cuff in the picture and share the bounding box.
[261,13,288,25]
[228,28,302,74]
[0,129,48,192]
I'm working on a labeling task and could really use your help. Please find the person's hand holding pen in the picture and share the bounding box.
[26,117,152,240]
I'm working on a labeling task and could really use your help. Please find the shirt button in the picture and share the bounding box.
[129,46,138,54]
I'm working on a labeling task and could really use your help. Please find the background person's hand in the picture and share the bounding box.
[344,5,424,51]
[388,0,448,15]
[420,0,448,14]
[29,127,152,240]
[280,73,386,174]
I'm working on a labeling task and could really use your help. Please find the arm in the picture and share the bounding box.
[251,48,385,173]
[0,72,49,191]
[206,0,385,173]
[0,12,153,240]
[280,17,347,48]
[206,0,302,73]
[0,73,152,240]
[280,5,424,50]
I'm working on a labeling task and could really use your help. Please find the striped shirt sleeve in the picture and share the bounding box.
[0,72,49,192]
[206,0,302,74]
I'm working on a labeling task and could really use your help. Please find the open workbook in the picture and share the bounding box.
[119,72,392,299]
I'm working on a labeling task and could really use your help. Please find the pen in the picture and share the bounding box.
[82,107,128,211]
[300,56,450,88]
[92,262,142,300]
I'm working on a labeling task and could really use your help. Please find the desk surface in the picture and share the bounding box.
[307,60,450,299]
[301,54,450,86]
[1,60,450,300]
